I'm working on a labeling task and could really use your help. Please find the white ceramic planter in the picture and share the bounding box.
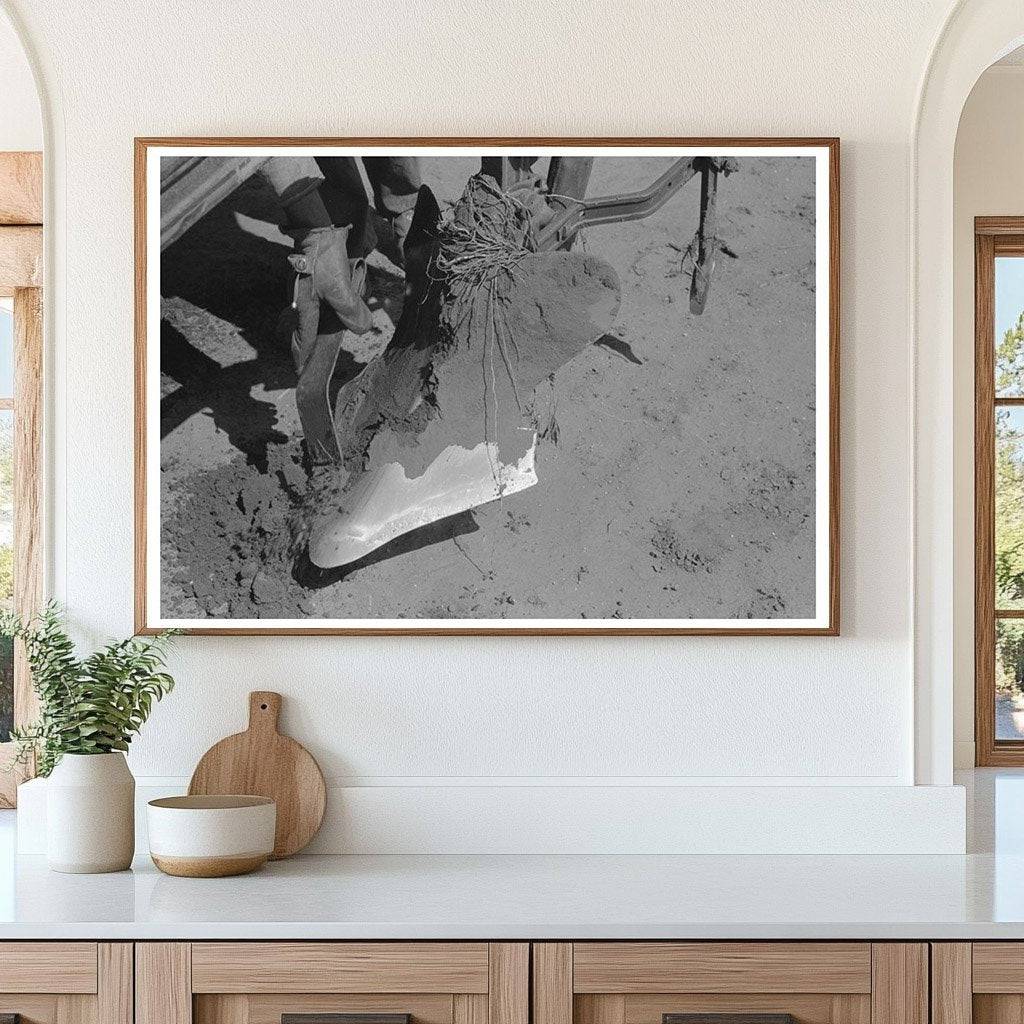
[46,752,135,873]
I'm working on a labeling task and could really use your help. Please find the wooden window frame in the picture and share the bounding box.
[0,151,43,806]
[975,217,1024,765]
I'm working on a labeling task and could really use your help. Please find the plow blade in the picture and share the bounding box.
[305,178,622,572]
[309,436,538,569]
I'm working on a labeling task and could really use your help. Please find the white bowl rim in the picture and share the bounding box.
[148,795,275,810]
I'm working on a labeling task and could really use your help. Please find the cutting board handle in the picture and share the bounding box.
[248,691,282,734]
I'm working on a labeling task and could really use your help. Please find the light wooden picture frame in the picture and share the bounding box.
[136,138,839,636]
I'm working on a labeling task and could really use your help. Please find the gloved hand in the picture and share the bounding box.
[372,208,415,269]
[288,225,372,369]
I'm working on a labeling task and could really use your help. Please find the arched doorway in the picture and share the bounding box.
[914,0,1024,784]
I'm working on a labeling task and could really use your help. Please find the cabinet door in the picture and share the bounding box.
[0,943,132,1024]
[137,943,528,1024]
[533,944,927,1024]
[936,943,1024,1024]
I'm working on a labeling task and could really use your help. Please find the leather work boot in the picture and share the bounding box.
[304,179,622,571]
[285,225,376,463]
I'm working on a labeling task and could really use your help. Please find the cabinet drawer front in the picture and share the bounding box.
[973,944,1024,992]
[573,944,872,994]
[0,943,98,993]
[192,943,491,994]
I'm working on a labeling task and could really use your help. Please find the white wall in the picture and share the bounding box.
[0,8,40,151]
[0,0,974,851]
[953,64,1024,768]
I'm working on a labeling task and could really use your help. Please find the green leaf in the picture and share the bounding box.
[7,604,178,775]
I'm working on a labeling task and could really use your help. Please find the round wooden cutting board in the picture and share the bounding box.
[188,691,326,859]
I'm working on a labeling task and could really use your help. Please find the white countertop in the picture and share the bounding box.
[1,769,1021,941]
[0,848,1023,940]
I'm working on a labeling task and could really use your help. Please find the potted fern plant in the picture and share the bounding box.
[2,604,177,873]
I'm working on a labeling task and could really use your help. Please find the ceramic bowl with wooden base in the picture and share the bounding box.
[147,795,276,877]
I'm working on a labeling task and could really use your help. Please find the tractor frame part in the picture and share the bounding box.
[689,160,720,314]
[535,157,736,317]
[536,156,701,250]
[475,154,734,309]
[160,155,270,250]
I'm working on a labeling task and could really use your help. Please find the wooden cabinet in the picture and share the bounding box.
[136,943,528,1024]
[532,944,928,1024]
[0,938,940,1024]
[0,943,132,1024]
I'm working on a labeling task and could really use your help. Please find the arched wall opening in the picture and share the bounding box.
[914,0,1024,784]
[952,46,1024,768]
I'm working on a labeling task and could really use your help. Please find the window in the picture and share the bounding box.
[0,288,40,799]
[975,220,1024,764]
[0,299,11,744]
[0,152,42,805]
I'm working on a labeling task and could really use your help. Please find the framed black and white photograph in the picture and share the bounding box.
[135,138,839,635]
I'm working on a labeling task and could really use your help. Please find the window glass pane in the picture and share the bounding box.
[0,300,12,399]
[996,407,1024,608]
[996,257,1024,396]
[0,410,11,742]
[998,619,1024,740]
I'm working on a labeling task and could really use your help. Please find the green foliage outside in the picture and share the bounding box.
[0,603,178,776]
[998,311,1024,396]
[0,547,12,607]
[0,413,14,740]
[996,312,1024,694]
